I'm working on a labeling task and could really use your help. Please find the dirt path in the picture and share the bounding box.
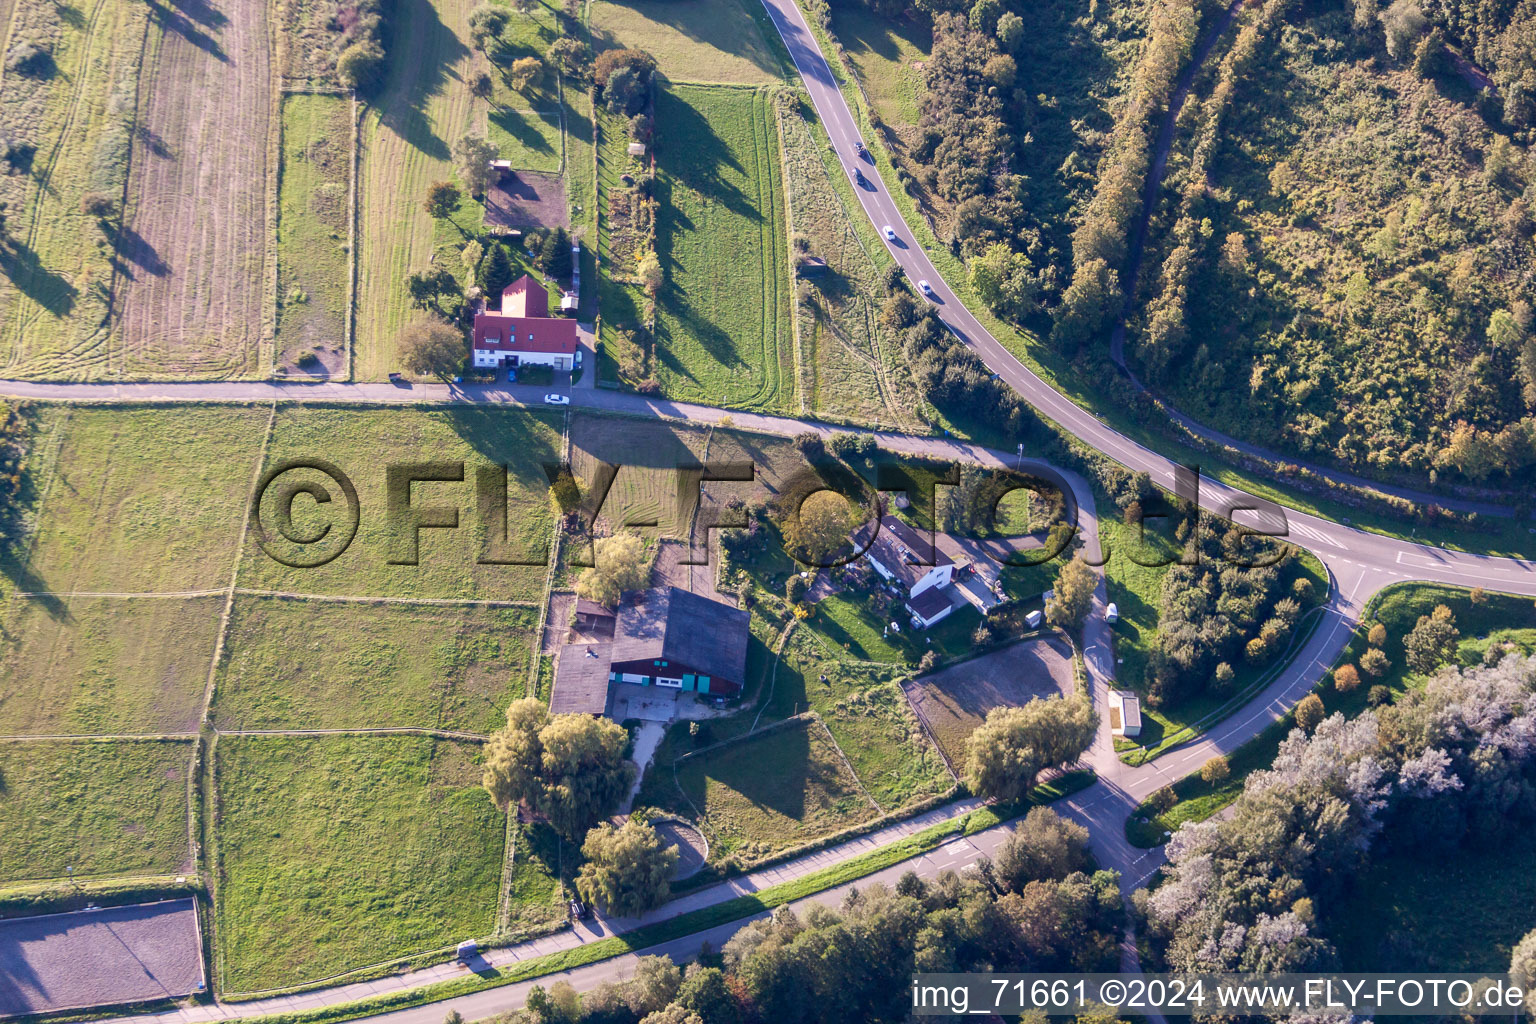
[118,0,273,377]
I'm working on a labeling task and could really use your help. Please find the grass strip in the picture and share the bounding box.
[231,771,1094,1024]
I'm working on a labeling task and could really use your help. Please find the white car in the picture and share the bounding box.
[883,225,897,242]
[918,279,933,297]
[543,393,570,406]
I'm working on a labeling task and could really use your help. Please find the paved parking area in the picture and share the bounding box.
[0,899,204,1017]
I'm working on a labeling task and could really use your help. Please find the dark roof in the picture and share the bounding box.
[865,515,951,589]
[612,587,750,684]
[575,597,615,620]
[551,643,612,715]
[907,586,953,622]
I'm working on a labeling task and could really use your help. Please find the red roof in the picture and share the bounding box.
[472,273,575,354]
[502,275,548,318]
[474,313,578,354]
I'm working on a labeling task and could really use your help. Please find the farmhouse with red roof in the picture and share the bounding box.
[471,274,579,371]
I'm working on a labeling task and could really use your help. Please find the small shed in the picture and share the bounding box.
[796,255,828,278]
[627,142,646,157]
[1108,690,1142,738]
[1025,609,1043,629]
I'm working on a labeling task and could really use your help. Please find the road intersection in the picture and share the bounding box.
[11,0,1536,1016]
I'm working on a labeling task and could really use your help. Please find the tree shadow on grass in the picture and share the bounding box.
[488,107,557,161]
[0,239,77,318]
[105,222,170,278]
[653,90,757,221]
[144,0,228,63]
[374,0,467,163]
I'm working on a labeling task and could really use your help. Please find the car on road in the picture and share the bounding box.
[543,393,570,405]
[883,225,897,242]
[855,140,869,161]
[918,279,934,297]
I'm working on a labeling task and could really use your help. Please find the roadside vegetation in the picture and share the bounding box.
[779,92,920,428]
[1142,640,1536,980]
[589,0,787,85]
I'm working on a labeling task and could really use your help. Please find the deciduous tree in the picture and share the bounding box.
[452,134,499,197]
[575,820,679,917]
[1046,555,1096,630]
[423,180,461,219]
[396,317,464,378]
[963,696,1097,802]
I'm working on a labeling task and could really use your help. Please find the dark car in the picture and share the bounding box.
[388,372,407,386]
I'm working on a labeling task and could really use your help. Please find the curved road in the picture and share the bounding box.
[13,1,1536,1017]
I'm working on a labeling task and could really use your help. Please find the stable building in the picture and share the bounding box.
[550,587,750,716]
[471,274,579,371]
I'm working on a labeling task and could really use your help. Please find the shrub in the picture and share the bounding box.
[1200,756,1231,785]
[1333,663,1362,693]
[1367,622,1387,647]
[337,40,386,93]
[1367,684,1392,707]
[1293,693,1325,732]
[80,192,116,219]
[1360,647,1390,677]
[6,42,51,77]
[785,574,808,604]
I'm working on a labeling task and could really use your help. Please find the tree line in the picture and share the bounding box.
[1144,649,1536,975]
[494,807,1126,1024]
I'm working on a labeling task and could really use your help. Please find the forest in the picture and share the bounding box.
[831,0,1536,486]
[1143,650,1536,974]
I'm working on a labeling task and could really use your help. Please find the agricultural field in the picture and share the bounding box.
[673,717,878,861]
[117,0,273,378]
[589,0,786,85]
[12,405,271,593]
[779,94,919,428]
[652,84,793,410]
[275,93,353,376]
[352,0,478,380]
[0,0,150,378]
[211,598,538,733]
[0,594,222,736]
[0,740,191,883]
[213,735,511,993]
[825,4,929,135]
[235,405,562,601]
[902,637,1076,769]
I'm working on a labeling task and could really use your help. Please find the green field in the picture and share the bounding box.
[214,735,508,993]
[590,0,786,85]
[674,717,878,860]
[0,594,222,735]
[826,3,929,133]
[212,597,538,732]
[779,94,917,427]
[486,106,564,173]
[0,0,149,378]
[0,740,190,883]
[653,84,793,410]
[12,406,271,593]
[276,93,354,374]
[235,405,561,601]
[353,0,479,380]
